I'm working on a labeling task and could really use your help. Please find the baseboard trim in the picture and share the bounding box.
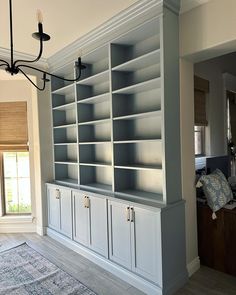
[187,257,200,277]
[0,222,36,233]
[47,227,162,295]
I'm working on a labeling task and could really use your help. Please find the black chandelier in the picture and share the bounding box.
[0,0,86,91]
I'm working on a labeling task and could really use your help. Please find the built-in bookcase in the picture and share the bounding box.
[50,16,179,204]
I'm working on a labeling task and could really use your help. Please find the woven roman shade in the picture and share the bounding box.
[0,102,28,151]
[194,76,209,126]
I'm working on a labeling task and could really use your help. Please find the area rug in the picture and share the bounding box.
[0,243,96,295]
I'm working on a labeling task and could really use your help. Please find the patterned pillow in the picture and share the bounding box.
[198,169,233,212]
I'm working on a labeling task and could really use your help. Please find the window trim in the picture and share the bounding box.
[1,151,31,216]
[194,125,206,157]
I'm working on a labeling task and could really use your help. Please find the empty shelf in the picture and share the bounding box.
[79,118,110,126]
[80,162,111,167]
[54,161,78,165]
[112,49,160,72]
[77,70,109,86]
[116,189,163,203]
[77,93,110,104]
[112,78,161,95]
[52,83,75,96]
[80,183,112,192]
[53,102,76,111]
[113,110,161,121]
[114,164,162,171]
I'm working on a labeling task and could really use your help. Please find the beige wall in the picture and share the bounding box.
[179,59,199,275]
[180,0,236,274]
[180,0,236,62]
[0,72,53,234]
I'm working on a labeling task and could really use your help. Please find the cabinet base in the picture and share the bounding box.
[47,227,162,295]
[47,227,188,295]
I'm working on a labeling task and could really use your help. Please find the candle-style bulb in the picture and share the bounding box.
[37,9,43,24]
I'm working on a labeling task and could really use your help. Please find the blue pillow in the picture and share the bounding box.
[198,169,233,213]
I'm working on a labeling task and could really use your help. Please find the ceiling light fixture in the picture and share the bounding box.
[0,0,86,91]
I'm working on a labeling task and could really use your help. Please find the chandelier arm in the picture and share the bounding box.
[0,60,10,67]
[0,63,8,68]
[17,63,83,82]
[13,38,43,67]
[18,68,46,91]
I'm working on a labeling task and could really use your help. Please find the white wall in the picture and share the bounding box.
[0,73,53,234]
[180,0,236,62]
[194,53,236,156]
[180,0,236,275]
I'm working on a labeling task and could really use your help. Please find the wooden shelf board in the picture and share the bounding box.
[116,189,163,203]
[79,141,111,145]
[54,142,77,146]
[55,161,78,165]
[77,70,109,86]
[114,164,162,171]
[80,183,112,192]
[112,49,160,72]
[53,102,76,111]
[52,83,75,96]
[80,162,111,167]
[112,77,161,95]
[78,93,110,105]
[113,110,161,121]
[53,123,77,129]
[113,139,161,144]
[55,178,78,185]
[79,118,110,126]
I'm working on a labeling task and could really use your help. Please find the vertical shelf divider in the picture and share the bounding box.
[109,43,115,193]
[74,66,80,186]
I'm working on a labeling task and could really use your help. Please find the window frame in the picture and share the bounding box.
[0,151,31,216]
[194,125,205,157]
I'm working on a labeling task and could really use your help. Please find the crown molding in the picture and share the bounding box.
[0,47,48,69]
[48,0,180,72]
[164,0,181,14]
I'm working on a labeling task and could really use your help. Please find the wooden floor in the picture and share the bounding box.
[0,233,236,295]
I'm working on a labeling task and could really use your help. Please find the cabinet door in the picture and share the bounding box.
[73,192,89,246]
[131,206,161,284]
[47,186,60,231]
[60,188,72,238]
[108,200,132,269]
[89,196,108,257]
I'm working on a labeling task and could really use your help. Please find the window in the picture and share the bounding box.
[194,126,205,156]
[2,152,31,214]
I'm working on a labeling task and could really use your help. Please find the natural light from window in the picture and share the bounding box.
[3,152,31,214]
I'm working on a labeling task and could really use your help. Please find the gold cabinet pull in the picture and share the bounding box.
[130,207,135,222]
[86,196,90,209]
[55,189,60,199]
[84,196,90,208]
[126,206,130,222]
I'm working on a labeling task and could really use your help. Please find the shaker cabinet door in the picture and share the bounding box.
[60,188,72,238]
[108,200,132,269]
[47,187,60,231]
[131,206,161,284]
[73,192,89,247]
[89,196,108,257]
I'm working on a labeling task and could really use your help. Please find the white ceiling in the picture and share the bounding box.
[180,0,209,13]
[0,0,209,59]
